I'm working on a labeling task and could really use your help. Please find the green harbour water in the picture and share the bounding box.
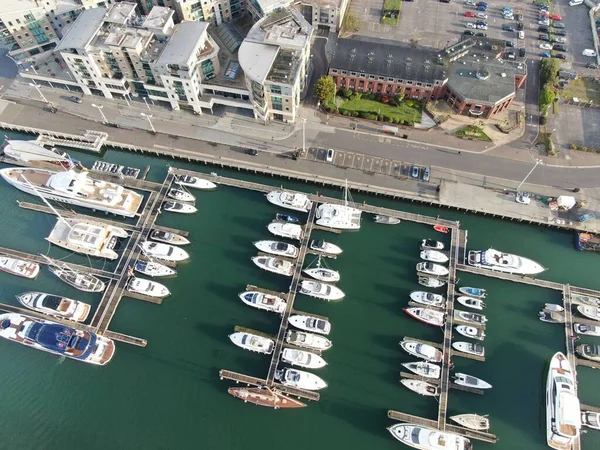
[0,133,599,450]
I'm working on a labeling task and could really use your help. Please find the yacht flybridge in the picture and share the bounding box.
[266,190,312,212]
[316,180,361,230]
[468,248,545,275]
[0,167,143,217]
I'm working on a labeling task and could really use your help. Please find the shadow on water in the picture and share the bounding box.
[205,280,241,301]
[231,216,268,232]
[319,400,387,438]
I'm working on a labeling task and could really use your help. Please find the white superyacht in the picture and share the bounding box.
[387,423,472,450]
[468,248,545,275]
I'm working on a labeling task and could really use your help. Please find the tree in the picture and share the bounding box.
[314,76,336,105]
[539,86,556,110]
[540,58,561,87]
[340,13,362,38]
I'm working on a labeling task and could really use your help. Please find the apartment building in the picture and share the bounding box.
[0,0,114,65]
[239,8,312,122]
[246,0,293,22]
[295,0,349,32]
[137,0,245,25]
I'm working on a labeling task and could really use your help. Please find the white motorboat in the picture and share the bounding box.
[0,256,39,279]
[163,201,197,214]
[140,241,189,262]
[574,323,600,336]
[455,325,486,341]
[274,367,327,391]
[546,352,581,449]
[545,304,564,312]
[303,256,340,282]
[252,256,294,277]
[309,239,342,257]
[266,190,312,212]
[420,250,449,264]
[175,174,216,190]
[285,330,332,351]
[572,294,600,307]
[540,310,564,324]
[253,240,299,258]
[454,373,492,390]
[450,414,490,431]
[44,256,104,292]
[401,379,440,397]
[17,291,91,322]
[459,287,486,298]
[281,348,327,369]
[421,239,444,250]
[456,310,488,325]
[576,344,600,362]
[468,248,545,275]
[1,139,71,164]
[127,277,170,298]
[167,188,195,203]
[46,218,128,260]
[416,262,449,277]
[316,180,362,230]
[456,296,485,310]
[387,423,471,450]
[374,215,400,224]
[239,291,287,314]
[229,332,274,354]
[404,307,445,326]
[150,230,190,246]
[0,167,143,217]
[418,276,446,288]
[0,313,115,365]
[298,280,345,301]
[400,340,442,362]
[452,341,485,357]
[402,361,441,379]
[134,260,176,277]
[581,411,600,430]
[288,314,331,335]
[577,305,600,321]
[267,222,303,241]
[409,291,445,308]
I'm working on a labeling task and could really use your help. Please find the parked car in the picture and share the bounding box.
[586,62,598,69]
[518,31,524,39]
[476,12,488,19]
[538,34,550,42]
[502,24,515,32]
[411,166,420,179]
[519,48,526,57]
[477,4,487,10]
[475,32,488,37]
[553,37,567,44]
[466,22,476,28]
[503,14,514,20]
[464,11,476,17]
[465,0,476,4]
[553,53,567,60]
[476,1,487,5]
[553,22,565,28]
[506,41,515,47]
[554,29,567,36]
[246,148,258,156]
[505,50,516,59]
[422,167,430,182]
[463,30,476,35]
[476,23,488,30]
[553,44,567,52]
[538,25,549,32]
[517,22,524,31]
[540,52,551,58]
[583,49,597,57]
[539,43,553,50]
[539,10,549,17]
[551,14,562,20]
[326,148,335,162]
[569,0,583,5]
[539,19,550,26]
[68,96,82,104]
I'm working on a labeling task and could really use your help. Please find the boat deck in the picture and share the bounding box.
[218,369,320,401]
[399,372,485,395]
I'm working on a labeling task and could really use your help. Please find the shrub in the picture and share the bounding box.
[388,96,398,106]
[351,111,360,117]
[350,92,362,100]
[374,92,382,101]
[342,88,353,99]
[362,92,375,100]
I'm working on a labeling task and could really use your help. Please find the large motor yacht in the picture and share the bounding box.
[387,423,472,450]
[0,167,143,217]
[468,248,545,275]
[546,352,581,449]
[266,190,312,212]
[17,291,91,322]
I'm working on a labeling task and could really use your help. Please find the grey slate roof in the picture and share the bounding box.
[447,61,516,104]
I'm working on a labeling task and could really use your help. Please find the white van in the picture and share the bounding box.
[569,0,583,5]
[582,49,597,57]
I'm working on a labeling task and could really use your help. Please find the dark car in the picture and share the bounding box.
[553,53,567,60]
[476,1,487,5]
[506,41,515,47]
[554,29,567,36]
[539,34,550,42]
[515,14,523,21]
[538,25,549,33]
[464,30,476,35]
[553,44,567,52]
[587,62,598,69]
[553,22,565,28]
[68,96,82,104]
[519,48,526,57]
[411,166,420,179]
[475,32,488,37]
[502,24,515,32]
[245,149,258,156]
[505,50,516,59]
[517,22,524,31]
[477,5,487,10]
[559,80,569,88]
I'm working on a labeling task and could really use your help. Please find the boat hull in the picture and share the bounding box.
[281,348,327,369]
[276,368,328,391]
[266,191,312,212]
[468,249,545,275]
[289,315,331,335]
[150,230,190,246]
[48,266,105,292]
[252,256,294,277]
[0,257,39,279]
[401,379,439,396]
[400,340,443,362]
[404,308,445,326]
[285,330,332,351]
[388,423,471,450]
[227,387,306,408]
[127,277,170,298]
[450,414,490,431]
[134,260,176,277]
[17,292,91,322]
[302,267,340,283]
[141,241,189,262]
[267,223,302,241]
[239,291,286,314]
[163,202,197,214]
[402,362,441,379]
[458,287,486,298]
[229,332,274,354]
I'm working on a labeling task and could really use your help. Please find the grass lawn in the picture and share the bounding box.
[384,0,402,9]
[382,0,401,25]
[560,78,600,103]
[340,97,422,123]
[454,125,492,142]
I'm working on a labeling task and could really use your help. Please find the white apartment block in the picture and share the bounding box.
[137,0,245,25]
[239,7,312,122]
[294,0,349,32]
[0,0,114,65]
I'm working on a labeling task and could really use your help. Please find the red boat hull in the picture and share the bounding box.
[227,387,306,408]
[403,308,445,326]
[434,225,449,233]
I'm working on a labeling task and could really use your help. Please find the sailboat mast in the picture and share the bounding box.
[20,175,71,229]
[344,179,348,206]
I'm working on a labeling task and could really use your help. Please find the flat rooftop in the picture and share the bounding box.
[104,1,137,25]
[238,41,278,84]
[55,7,107,51]
[143,6,173,29]
[447,60,516,104]
[156,21,208,65]
[247,8,312,50]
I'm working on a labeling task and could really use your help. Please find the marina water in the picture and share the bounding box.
[0,132,599,450]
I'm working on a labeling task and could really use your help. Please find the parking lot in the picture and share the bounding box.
[552,104,600,151]
[552,1,597,68]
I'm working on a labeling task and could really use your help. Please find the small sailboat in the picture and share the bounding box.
[409,291,445,308]
[285,330,332,351]
[44,256,105,293]
[401,379,440,396]
[421,239,444,250]
[450,414,490,431]
[0,255,39,279]
[452,341,485,357]
[456,296,485,310]
[140,241,189,262]
[434,224,449,233]
[581,411,600,430]
[133,260,176,277]
[16,291,91,322]
[309,239,342,257]
[400,339,442,362]
[577,305,600,321]
[227,386,306,409]
[574,323,600,336]
[281,348,327,369]
[404,307,445,326]
[167,188,195,203]
[163,201,197,214]
[402,361,441,379]
[459,287,487,298]
[150,230,190,246]
[374,215,400,224]
[239,291,287,314]
[127,277,170,298]
[455,325,486,341]
[454,373,492,390]
[275,213,299,223]
[416,262,449,277]
[252,256,294,276]
[418,276,446,288]
[175,174,216,190]
[274,367,327,391]
[298,280,345,301]
[420,250,449,264]
[288,314,331,335]
[456,310,488,324]
[253,240,299,258]
[229,332,274,354]
[302,255,340,283]
[267,222,303,241]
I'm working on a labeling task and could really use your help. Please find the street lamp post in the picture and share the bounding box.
[141,112,156,133]
[301,117,307,156]
[516,158,543,193]
[142,96,151,111]
[29,82,48,103]
[91,103,108,124]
